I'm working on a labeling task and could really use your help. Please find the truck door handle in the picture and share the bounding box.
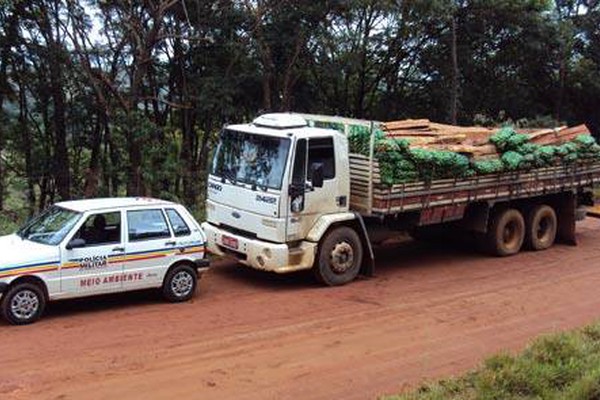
[112,246,125,252]
[165,241,177,246]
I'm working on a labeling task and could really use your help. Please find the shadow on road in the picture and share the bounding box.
[209,260,317,290]
[41,289,162,322]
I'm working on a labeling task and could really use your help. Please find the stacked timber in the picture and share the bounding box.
[381,119,591,161]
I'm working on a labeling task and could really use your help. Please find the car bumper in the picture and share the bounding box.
[201,222,317,273]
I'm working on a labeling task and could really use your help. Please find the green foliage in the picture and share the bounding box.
[383,321,600,400]
[351,121,600,185]
[1,0,600,214]
[348,125,386,156]
[501,151,525,171]
[490,127,530,153]
[408,149,471,181]
[473,159,504,175]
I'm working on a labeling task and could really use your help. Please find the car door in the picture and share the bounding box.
[60,210,125,297]
[164,206,205,260]
[123,208,175,290]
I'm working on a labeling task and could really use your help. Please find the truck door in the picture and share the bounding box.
[60,211,124,295]
[288,137,339,240]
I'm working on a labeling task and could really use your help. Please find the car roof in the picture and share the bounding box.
[55,197,177,213]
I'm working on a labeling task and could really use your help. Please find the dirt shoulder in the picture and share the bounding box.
[2,219,600,400]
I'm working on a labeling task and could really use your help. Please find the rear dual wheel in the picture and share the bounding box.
[525,205,557,251]
[486,208,525,256]
[486,205,557,256]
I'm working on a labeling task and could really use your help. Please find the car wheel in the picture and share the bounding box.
[162,264,197,302]
[1,282,46,325]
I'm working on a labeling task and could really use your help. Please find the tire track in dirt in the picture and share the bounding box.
[1,219,600,400]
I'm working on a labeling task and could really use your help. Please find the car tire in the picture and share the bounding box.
[162,264,197,302]
[314,226,363,286]
[1,282,46,325]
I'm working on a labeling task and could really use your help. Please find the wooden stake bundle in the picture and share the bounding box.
[382,119,592,162]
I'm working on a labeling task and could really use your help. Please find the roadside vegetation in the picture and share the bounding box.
[1,1,599,222]
[384,323,600,400]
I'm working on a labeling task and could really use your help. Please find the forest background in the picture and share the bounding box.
[0,0,599,231]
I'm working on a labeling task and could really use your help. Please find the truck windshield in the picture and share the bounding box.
[211,129,291,190]
[16,206,82,246]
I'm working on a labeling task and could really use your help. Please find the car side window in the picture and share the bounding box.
[165,209,191,237]
[73,212,121,246]
[127,209,171,241]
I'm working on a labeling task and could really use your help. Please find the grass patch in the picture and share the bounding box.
[384,322,600,400]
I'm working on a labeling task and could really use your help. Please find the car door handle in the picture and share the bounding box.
[112,246,125,252]
[165,241,177,246]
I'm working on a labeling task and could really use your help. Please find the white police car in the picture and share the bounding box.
[0,198,208,325]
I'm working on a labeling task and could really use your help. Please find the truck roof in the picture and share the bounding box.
[226,122,342,140]
[227,113,353,140]
[56,197,176,213]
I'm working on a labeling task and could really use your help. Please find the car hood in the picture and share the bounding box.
[0,234,60,271]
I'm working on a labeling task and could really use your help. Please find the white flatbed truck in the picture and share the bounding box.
[202,113,600,285]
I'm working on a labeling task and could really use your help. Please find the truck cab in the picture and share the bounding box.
[202,113,367,283]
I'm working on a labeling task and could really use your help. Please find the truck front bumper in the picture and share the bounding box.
[201,222,317,274]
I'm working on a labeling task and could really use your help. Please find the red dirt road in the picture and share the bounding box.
[2,219,600,400]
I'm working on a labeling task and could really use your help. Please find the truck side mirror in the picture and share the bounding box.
[66,238,86,250]
[289,184,305,213]
[310,163,324,188]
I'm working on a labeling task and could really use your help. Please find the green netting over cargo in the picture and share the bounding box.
[346,124,600,186]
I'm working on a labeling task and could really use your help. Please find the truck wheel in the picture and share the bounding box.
[487,208,525,256]
[162,264,197,302]
[1,282,46,325]
[314,226,363,286]
[525,205,557,251]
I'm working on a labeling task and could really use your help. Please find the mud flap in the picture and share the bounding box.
[354,213,375,277]
[556,192,577,246]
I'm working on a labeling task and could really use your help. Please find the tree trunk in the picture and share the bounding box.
[37,1,71,200]
[19,81,36,215]
[0,77,4,211]
[449,15,459,125]
[49,60,70,200]
[105,123,120,196]
[181,107,197,206]
[84,113,103,197]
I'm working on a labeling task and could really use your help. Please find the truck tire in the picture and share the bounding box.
[525,205,557,251]
[486,208,525,256]
[1,282,46,325]
[162,264,197,302]
[314,226,363,286]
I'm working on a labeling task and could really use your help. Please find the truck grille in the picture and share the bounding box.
[221,224,258,240]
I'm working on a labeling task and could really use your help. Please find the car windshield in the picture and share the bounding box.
[211,129,291,190]
[16,206,82,245]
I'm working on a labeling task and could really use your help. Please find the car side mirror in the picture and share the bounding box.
[66,238,86,250]
[310,162,324,188]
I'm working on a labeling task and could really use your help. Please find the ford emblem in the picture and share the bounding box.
[232,211,241,219]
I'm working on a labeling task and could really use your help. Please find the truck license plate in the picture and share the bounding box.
[221,235,239,250]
